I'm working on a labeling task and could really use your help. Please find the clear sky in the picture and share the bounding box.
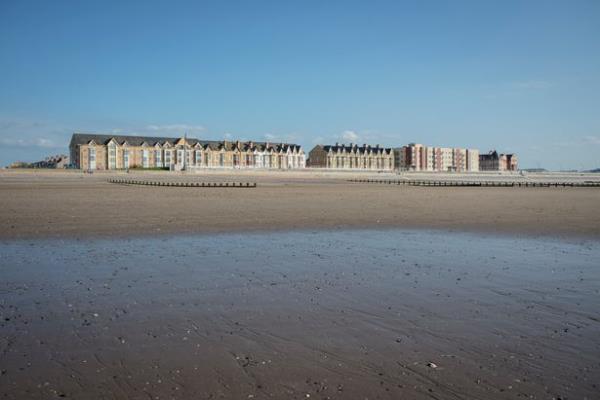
[1,0,599,170]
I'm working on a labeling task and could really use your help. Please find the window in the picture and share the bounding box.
[177,149,184,166]
[155,150,162,167]
[165,150,171,165]
[219,153,224,167]
[206,153,211,166]
[123,149,129,168]
[108,145,116,169]
[88,147,96,169]
[142,149,149,168]
[195,151,202,165]
[233,154,239,167]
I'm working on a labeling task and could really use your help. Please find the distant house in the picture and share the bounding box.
[307,143,394,170]
[69,133,305,171]
[479,150,518,171]
[31,154,70,169]
[7,155,69,169]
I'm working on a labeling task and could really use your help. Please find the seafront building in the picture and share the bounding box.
[307,143,394,170]
[8,154,69,169]
[69,133,305,171]
[479,150,518,171]
[394,143,479,172]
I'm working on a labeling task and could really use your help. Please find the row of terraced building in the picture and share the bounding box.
[69,133,516,172]
[69,133,306,171]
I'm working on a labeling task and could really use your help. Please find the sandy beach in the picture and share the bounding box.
[1,169,599,239]
[1,169,600,399]
[1,229,599,399]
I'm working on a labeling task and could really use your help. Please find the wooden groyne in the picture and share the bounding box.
[348,179,600,188]
[108,179,257,188]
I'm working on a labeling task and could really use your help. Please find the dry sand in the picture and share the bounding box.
[0,169,599,239]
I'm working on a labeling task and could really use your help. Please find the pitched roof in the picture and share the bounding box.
[317,143,393,155]
[69,133,302,152]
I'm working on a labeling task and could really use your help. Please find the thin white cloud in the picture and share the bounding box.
[145,124,205,133]
[550,135,600,148]
[333,129,396,145]
[261,133,299,143]
[341,130,359,142]
[0,137,61,148]
[311,136,324,145]
[483,80,554,99]
[512,80,553,90]
[583,135,600,145]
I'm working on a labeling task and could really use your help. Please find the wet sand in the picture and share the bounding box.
[1,169,599,239]
[1,229,599,399]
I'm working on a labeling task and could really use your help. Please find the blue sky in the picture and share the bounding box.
[1,0,599,170]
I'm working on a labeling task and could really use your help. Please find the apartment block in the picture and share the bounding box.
[395,143,480,172]
[466,149,479,172]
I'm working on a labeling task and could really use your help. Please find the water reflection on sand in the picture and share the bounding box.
[1,229,599,399]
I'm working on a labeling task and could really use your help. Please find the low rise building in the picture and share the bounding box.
[31,154,70,168]
[308,143,394,170]
[479,150,518,171]
[69,133,305,171]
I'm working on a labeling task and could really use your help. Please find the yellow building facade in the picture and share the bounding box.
[69,133,305,171]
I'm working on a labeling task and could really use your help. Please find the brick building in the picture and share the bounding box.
[69,133,305,171]
[307,143,394,170]
[394,144,479,172]
[479,150,518,171]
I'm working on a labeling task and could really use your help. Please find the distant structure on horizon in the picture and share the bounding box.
[394,143,479,172]
[69,133,305,171]
[479,150,518,171]
[7,154,69,169]
[307,143,394,170]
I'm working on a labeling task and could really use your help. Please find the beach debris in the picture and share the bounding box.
[427,362,438,368]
